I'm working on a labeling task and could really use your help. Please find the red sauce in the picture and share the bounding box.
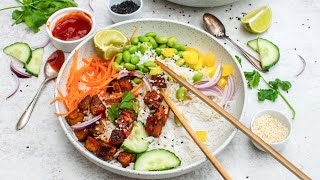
[52,12,92,41]
[48,50,65,72]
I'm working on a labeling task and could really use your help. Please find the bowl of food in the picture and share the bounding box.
[251,110,292,152]
[54,19,246,179]
[106,0,143,23]
[46,7,96,52]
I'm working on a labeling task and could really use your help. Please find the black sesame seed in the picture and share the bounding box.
[181,141,184,144]
[246,176,249,179]
[187,21,190,24]
[171,145,174,147]
[164,136,167,138]
[229,8,231,10]
[249,4,251,6]
[183,14,185,16]
[26,146,29,148]
[20,90,22,92]
[188,15,191,17]
[110,1,140,14]
[302,24,304,25]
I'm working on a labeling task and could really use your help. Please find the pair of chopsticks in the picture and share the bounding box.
[156,60,311,180]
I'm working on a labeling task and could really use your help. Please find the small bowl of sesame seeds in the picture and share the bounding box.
[106,0,143,23]
[250,110,292,152]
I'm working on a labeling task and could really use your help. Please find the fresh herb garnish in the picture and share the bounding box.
[235,55,242,67]
[107,91,139,122]
[244,70,295,119]
[0,0,77,32]
[244,70,261,89]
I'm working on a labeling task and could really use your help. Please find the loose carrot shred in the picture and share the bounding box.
[131,82,144,94]
[128,26,138,45]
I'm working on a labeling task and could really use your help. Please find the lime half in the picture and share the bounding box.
[94,29,128,60]
[241,6,272,34]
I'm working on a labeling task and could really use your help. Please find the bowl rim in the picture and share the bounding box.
[46,7,96,44]
[106,0,143,17]
[54,18,247,178]
[250,109,292,145]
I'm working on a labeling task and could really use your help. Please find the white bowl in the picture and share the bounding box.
[46,7,96,53]
[250,110,292,152]
[106,0,143,23]
[55,19,247,179]
[168,0,240,7]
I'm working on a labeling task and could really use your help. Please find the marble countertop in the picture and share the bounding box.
[0,0,318,179]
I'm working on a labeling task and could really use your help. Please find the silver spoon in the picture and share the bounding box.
[203,13,264,72]
[16,50,65,130]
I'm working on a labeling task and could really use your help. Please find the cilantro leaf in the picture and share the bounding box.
[235,55,242,67]
[121,91,136,103]
[244,70,261,89]
[280,81,292,91]
[269,78,292,91]
[258,89,278,102]
[107,104,119,123]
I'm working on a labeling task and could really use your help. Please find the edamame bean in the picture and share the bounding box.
[123,45,131,51]
[146,42,152,47]
[139,44,148,54]
[131,55,140,65]
[131,37,139,45]
[175,58,185,66]
[135,70,144,74]
[173,43,187,51]
[124,63,136,70]
[178,51,184,57]
[143,61,157,68]
[155,36,168,44]
[123,51,131,63]
[133,77,142,84]
[192,73,203,83]
[148,37,158,48]
[158,44,167,48]
[167,36,178,47]
[176,87,186,100]
[129,46,138,54]
[138,36,149,42]
[145,32,157,37]
[155,48,162,55]
[115,53,123,64]
[112,62,122,72]
[159,55,165,60]
[173,48,178,54]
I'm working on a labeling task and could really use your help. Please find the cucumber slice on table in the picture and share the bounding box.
[25,48,44,77]
[257,38,280,71]
[121,121,149,154]
[3,42,32,63]
[134,149,181,171]
[247,39,258,52]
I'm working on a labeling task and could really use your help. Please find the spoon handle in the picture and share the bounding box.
[225,36,264,72]
[16,79,49,130]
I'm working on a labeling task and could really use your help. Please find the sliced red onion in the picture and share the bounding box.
[220,75,235,107]
[296,54,306,77]
[188,85,222,97]
[117,70,152,91]
[71,114,101,130]
[89,0,94,11]
[10,62,32,78]
[195,65,222,89]
[6,73,20,99]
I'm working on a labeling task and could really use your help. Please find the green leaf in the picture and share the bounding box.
[258,89,278,102]
[107,104,119,123]
[269,78,292,91]
[121,91,136,103]
[119,101,133,110]
[244,70,261,89]
[235,55,242,67]
[280,81,292,91]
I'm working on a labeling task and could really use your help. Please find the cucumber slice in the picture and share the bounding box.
[3,42,32,63]
[247,39,258,52]
[25,48,44,77]
[257,38,280,71]
[121,121,149,154]
[134,149,181,171]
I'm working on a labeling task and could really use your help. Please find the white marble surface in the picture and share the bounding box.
[0,0,319,179]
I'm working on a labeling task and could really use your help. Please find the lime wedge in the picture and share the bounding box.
[241,6,272,34]
[93,29,128,60]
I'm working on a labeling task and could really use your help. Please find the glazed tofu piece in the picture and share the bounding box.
[150,74,167,88]
[109,130,125,146]
[97,142,117,160]
[78,95,92,113]
[154,105,169,124]
[116,110,137,130]
[111,80,122,93]
[143,90,164,109]
[145,115,163,137]
[74,129,89,142]
[90,95,106,115]
[65,110,84,126]
[84,136,101,154]
[118,151,135,167]
[118,78,133,92]
[89,120,106,137]
[103,94,122,106]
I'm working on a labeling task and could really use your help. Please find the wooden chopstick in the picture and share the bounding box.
[160,90,231,180]
[156,60,311,180]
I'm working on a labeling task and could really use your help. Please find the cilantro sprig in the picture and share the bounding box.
[107,92,139,123]
[244,70,296,119]
[0,0,77,32]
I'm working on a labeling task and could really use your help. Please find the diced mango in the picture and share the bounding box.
[217,78,228,90]
[206,66,217,77]
[195,131,207,142]
[185,47,199,53]
[193,56,203,70]
[221,65,233,77]
[202,52,216,67]
[182,51,199,65]
[149,66,163,75]
[162,48,175,58]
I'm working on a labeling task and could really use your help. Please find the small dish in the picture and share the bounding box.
[106,0,143,23]
[46,7,96,52]
[250,109,292,152]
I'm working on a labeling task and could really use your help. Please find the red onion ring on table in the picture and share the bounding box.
[10,62,32,78]
[6,73,20,99]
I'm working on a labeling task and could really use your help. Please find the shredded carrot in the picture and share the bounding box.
[128,25,138,45]
[131,82,144,94]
